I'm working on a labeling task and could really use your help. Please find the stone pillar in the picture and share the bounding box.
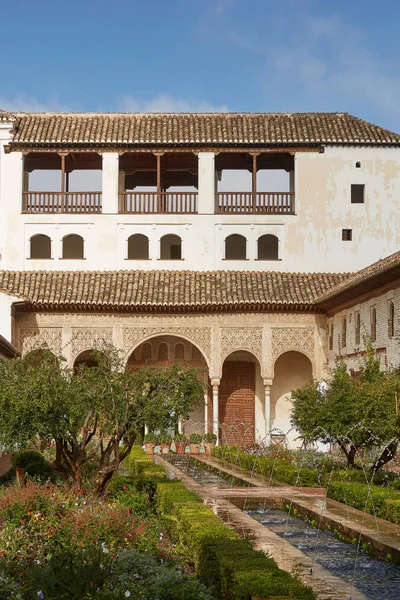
[204,392,208,434]
[263,378,273,444]
[198,152,215,214]
[102,152,119,214]
[118,170,125,194]
[289,170,295,193]
[211,378,220,443]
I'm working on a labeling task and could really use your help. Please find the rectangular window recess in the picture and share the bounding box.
[351,184,365,204]
[342,229,352,241]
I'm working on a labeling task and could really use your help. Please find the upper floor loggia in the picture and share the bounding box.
[20,149,295,216]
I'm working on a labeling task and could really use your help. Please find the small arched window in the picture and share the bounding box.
[175,343,185,360]
[127,234,149,260]
[355,311,361,345]
[30,234,51,259]
[388,301,395,339]
[142,343,152,361]
[62,234,84,259]
[328,323,334,351]
[370,306,377,342]
[355,161,361,168]
[160,234,182,260]
[341,317,347,348]
[158,343,168,360]
[225,234,246,260]
[257,234,279,260]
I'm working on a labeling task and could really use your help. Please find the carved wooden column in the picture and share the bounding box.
[263,378,273,444]
[211,377,220,443]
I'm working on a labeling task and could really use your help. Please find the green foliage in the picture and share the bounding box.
[12,450,58,483]
[204,433,217,443]
[326,480,400,523]
[144,432,158,443]
[189,433,202,444]
[175,433,188,442]
[0,346,204,493]
[159,432,172,443]
[291,347,400,471]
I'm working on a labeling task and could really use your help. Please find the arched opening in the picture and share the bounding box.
[271,351,313,447]
[73,349,100,370]
[30,234,51,259]
[127,335,209,435]
[225,234,246,260]
[257,234,279,260]
[220,350,262,446]
[62,234,84,259]
[160,234,182,260]
[127,234,149,260]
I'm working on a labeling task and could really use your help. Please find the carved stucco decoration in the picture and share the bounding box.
[19,328,63,356]
[122,326,212,362]
[71,327,113,358]
[271,327,315,365]
[220,327,263,364]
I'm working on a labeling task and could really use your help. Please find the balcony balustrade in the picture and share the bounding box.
[215,192,295,215]
[119,191,198,214]
[22,192,102,214]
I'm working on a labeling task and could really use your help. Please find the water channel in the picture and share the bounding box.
[164,455,400,600]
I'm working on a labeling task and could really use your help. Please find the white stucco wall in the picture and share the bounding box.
[1,143,400,273]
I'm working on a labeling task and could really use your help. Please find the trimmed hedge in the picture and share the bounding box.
[327,480,400,524]
[211,446,322,488]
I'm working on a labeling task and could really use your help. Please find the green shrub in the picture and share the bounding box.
[12,450,58,482]
[384,499,400,523]
[189,433,202,444]
[326,480,400,523]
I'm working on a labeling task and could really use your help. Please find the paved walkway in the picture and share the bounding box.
[157,455,369,600]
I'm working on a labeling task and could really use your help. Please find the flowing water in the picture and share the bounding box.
[166,454,400,600]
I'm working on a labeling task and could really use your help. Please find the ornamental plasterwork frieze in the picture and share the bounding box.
[71,327,113,358]
[220,327,263,363]
[271,327,315,364]
[19,328,63,356]
[122,326,212,360]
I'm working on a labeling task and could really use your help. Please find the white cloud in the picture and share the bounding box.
[117,93,228,113]
[0,94,72,113]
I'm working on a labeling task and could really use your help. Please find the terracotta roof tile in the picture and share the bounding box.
[0,270,349,311]
[6,112,400,146]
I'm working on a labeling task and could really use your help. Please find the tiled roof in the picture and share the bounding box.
[0,270,349,311]
[6,112,400,146]
[317,251,400,308]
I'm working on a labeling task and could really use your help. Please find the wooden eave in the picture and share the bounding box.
[318,265,400,313]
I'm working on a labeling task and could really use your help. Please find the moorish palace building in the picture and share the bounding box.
[1,110,400,445]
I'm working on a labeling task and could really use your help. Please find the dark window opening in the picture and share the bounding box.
[127,234,149,259]
[62,234,84,259]
[30,234,51,259]
[225,234,247,260]
[388,301,395,338]
[355,312,361,345]
[371,307,377,342]
[160,234,182,260]
[355,162,361,168]
[351,184,364,204]
[257,234,279,260]
[342,229,352,241]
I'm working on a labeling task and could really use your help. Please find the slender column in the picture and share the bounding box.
[60,153,67,212]
[102,152,119,213]
[263,378,273,444]
[23,170,29,192]
[251,153,258,212]
[198,152,215,214]
[211,378,220,443]
[178,419,183,435]
[204,392,208,434]
[154,153,163,212]
[65,171,70,193]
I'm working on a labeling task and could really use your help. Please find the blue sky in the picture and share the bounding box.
[2,0,400,132]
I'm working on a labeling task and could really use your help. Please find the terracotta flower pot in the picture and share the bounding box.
[190,443,200,455]
[204,442,215,456]
[144,443,155,455]
[15,467,25,487]
[175,442,186,455]
[161,443,170,454]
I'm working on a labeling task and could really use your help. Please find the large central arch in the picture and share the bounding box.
[126,334,211,435]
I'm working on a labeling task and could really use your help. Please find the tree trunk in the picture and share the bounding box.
[340,443,361,469]
[370,441,398,475]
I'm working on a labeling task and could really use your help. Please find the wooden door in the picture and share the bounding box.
[219,361,255,446]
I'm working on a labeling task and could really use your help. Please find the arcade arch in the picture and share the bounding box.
[270,351,313,447]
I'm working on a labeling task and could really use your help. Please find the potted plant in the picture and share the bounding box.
[189,433,202,455]
[159,432,172,454]
[204,432,217,455]
[144,432,157,455]
[174,433,187,455]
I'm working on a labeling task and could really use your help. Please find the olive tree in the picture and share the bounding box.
[0,346,205,492]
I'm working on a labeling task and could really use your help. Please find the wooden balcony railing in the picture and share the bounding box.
[22,192,102,213]
[215,192,295,214]
[119,192,198,214]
